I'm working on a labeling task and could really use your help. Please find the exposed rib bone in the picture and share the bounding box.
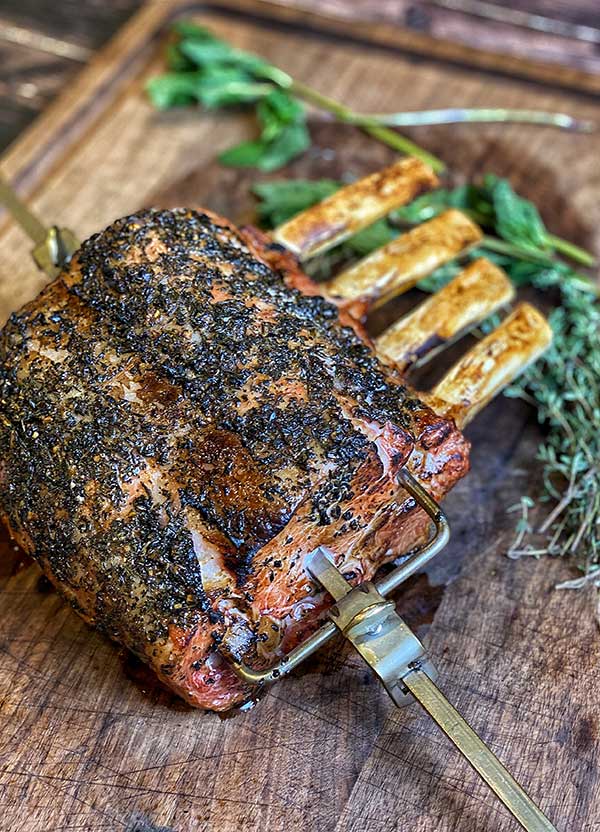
[427,303,553,428]
[325,210,482,308]
[272,158,438,260]
[376,258,515,371]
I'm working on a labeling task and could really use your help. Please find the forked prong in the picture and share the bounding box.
[272,158,438,260]
[427,303,553,428]
[375,258,515,371]
[325,210,482,309]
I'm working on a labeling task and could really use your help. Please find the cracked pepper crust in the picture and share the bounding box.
[0,208,469,710]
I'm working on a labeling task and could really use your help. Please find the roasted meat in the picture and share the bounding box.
[0,207,469,710]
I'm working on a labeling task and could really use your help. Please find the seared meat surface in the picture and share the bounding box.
[0,208,469,710]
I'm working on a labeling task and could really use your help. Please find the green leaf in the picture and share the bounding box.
[484,175,548,250]
[179,39,242,66]
[219,140,270,167]
[255,122,311,171]
[176,28,291,87]
[220,125,309,171]
[220,89,310,171]
[195,67,272,108]
[199,81,272,108]
[253,179,340,226]
[145,72,203,109]
[171,21,217,41]
[179,38,278,81]
[392,184,489,225]
[165,42,195,72]
[392,188,455,224]
[347,219,397,256]
[258,89,303,125]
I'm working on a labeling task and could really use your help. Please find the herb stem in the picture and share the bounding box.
[363,124,446,172]
[288,79,446,173]
[479,235,551,263]
[546,233,597,267]
[289,81,590,168]
[353,108,595,132]
[480,236,599,295]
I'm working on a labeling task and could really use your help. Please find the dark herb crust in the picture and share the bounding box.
[0,208,449,675]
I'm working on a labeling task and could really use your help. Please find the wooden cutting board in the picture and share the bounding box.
[0,3,599,830]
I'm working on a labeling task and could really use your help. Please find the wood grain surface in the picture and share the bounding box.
[0,0,143,151]
[0,3,599,831]
[1,0,599,153]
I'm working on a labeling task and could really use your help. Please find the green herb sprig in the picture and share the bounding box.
[147,21,593,175]
[253,176,600,581]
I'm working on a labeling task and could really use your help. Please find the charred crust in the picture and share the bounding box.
[0,207,466,680]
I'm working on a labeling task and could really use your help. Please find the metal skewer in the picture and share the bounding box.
[228,470,557,831]
[307,542,557,832]
[403,670,557,832]
[0,174,79,277]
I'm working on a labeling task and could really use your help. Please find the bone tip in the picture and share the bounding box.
[442,209,485,243]
[511,301,554,352]
[390,156,440,188]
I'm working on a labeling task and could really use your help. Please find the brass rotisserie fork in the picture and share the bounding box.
[0,160,556,832]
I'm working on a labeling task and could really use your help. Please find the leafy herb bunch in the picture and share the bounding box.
[147,22,590,175]
[147,22,309,172]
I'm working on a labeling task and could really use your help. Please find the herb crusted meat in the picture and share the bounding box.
[0,207,469,710]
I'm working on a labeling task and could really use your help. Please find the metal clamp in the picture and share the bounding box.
[226,470,557,831]
[225,467,448,686]
[307,549,436,706]
[0,174,79,279]
[32,226,80,278]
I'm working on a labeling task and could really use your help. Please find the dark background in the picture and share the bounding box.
[1,0,599,153]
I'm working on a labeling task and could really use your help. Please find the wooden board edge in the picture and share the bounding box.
[225,0,600,96]
[2,0,599,210]
[0,0,181,195]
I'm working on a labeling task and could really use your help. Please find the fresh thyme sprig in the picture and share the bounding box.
[505,272,600,580]
[147,21,593,175]
[253,176,600,581]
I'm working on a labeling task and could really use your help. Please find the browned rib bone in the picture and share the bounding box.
[325,210,482,309]
[272,158,438,259]
[376,258,515,371]
[428,303,553,428]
